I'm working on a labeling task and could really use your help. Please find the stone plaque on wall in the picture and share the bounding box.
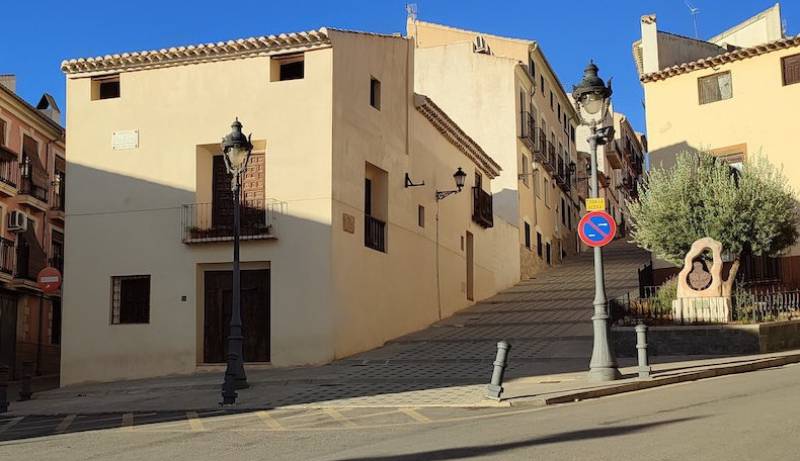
[343,213,355,234]
[112,130,139,150]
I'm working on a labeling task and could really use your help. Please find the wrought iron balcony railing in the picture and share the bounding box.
[19,178,48,203]
[364,215,386,252]
[544,142,556,173]
[182,198,282,243]
[0,160,18,189]
[518,111,537,150]
[471,186,493,228]
[0,237,14,276]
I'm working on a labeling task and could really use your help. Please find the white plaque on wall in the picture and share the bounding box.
[112,130,139,150]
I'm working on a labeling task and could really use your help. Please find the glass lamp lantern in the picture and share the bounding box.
[572,61,612,126]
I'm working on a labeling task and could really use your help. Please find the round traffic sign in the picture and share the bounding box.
[578,211,617,248]
[37,267,62,294]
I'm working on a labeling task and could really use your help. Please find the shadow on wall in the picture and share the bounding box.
[647,141,697,171]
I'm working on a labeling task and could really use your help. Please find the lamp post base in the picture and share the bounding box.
[587,366,622,382]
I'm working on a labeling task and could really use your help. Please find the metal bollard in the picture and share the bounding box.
[0,364,9,413]
[635,323,651,379]
[486,340,511,400]
[19,361,33,401]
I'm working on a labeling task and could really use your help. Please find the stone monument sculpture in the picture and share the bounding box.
[672,237,734,323]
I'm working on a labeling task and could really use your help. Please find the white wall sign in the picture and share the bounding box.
[112,130,139,150]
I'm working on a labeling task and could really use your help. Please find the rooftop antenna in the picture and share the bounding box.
[685,0,700,38]
[406,3,417,22]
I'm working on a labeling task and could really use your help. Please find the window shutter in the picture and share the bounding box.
[783,54,800,86]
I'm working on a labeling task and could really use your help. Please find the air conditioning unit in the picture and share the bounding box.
[8,210,28,233]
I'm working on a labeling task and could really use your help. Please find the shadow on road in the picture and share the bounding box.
[329,416,706,461]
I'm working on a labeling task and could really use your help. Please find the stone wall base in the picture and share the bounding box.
[612,320,800,357]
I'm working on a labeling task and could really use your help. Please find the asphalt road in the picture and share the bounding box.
[2,363,799,461]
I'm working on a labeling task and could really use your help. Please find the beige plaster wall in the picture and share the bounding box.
[62,48,336,384]
[328,32,507,358]
[644,46,800,256]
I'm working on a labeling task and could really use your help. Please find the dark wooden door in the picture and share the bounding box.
[211,154,265,228]
[0,291,18,377]
[203,269,270,363]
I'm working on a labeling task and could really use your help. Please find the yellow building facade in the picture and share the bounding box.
[636,4,800,282]
[61,28,515,384]
[407,19,581,280]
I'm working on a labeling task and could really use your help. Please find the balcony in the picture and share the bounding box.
[471,186,493,228]
[518,111,537,151]
[181,198,280,244]
[49,255,64,275]
[14,240,36,282]
[605,141,623,169]
[555,156,566,186]
[544,141,556,173]
[49,179,65,222]
[0,159,18,196]
[364,215,386,252]
[18,178,49,212]
[0,237,14,280]
[535,128,547,162]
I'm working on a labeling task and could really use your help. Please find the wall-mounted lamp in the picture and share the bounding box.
[436,167,467,201]
[404,173,425,188]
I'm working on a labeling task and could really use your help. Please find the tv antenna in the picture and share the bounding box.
[685,1,700,38]
[406,3,417,22]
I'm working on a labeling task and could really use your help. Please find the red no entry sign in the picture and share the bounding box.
[578,211,617,248]
[37,267,62,294]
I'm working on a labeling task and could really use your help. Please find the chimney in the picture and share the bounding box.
[36,94,62,125]
[640,15,660,74]
[0,75,16,93]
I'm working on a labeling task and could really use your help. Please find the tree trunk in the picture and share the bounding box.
[722,256,741,298]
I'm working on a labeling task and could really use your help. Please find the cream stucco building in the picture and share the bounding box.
[407,18,581,279]
[634,3,800,285]
[60,28,516,385]
[573,105,646,239]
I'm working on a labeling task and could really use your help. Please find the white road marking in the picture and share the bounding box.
[0,417,23,434]
[399,408,431,423]
[54,415,76,434]
[256,411,284,430]
[186,412,206,432]
[322,408,357,427]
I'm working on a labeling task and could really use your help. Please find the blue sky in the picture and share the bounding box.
[1,1,795,133]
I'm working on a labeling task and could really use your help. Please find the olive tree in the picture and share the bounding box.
[628,152,799,282]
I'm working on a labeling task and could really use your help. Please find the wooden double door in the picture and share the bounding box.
[203,269,270,363]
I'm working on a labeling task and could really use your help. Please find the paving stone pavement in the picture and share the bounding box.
[7,240,649,416]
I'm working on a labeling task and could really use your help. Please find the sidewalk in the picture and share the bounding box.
[9,241,793,416]
[6,350,800,416]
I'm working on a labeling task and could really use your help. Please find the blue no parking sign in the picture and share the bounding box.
[578,211,617,248]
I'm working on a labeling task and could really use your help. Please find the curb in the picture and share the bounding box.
[508,353,800,407]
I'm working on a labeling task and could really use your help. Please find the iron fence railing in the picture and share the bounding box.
[364,215,386,252]
[734,287,800,323]
[182,198,283,243]
[611,284,800,325]
[471,186,493,228]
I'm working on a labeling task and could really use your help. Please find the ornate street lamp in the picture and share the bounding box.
[436,167,467,201]
[220,118,253,405]
[572,61,621,382]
